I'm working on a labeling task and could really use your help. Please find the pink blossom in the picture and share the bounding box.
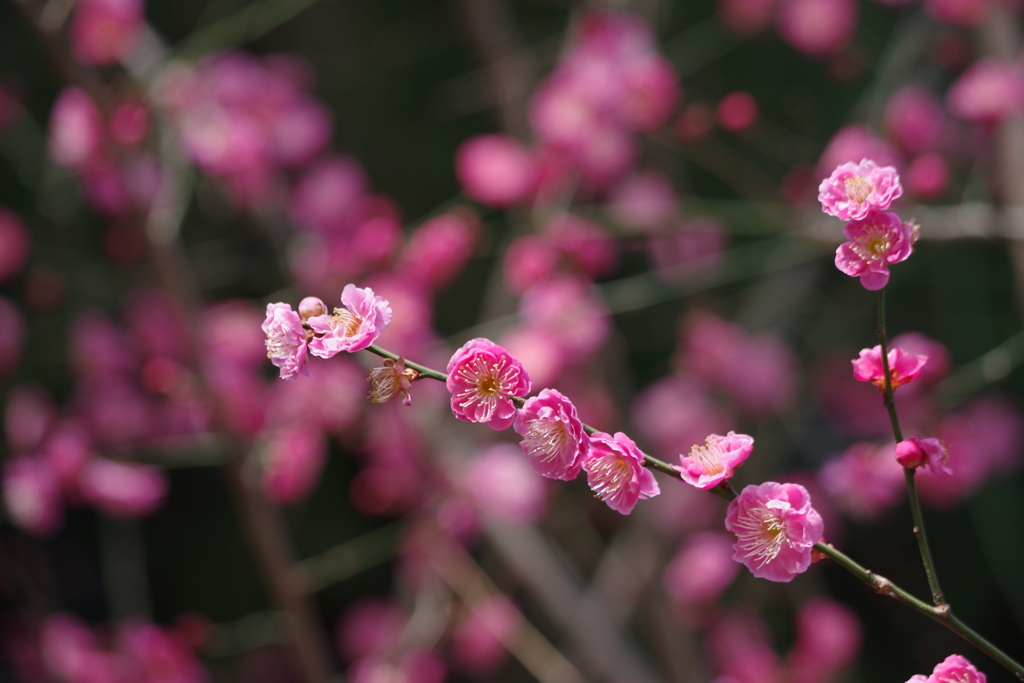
[717,92,759,132]
[108,100,150,146]
[583,431,660,515]
[297,296,327,322]
[3,457,63,536]
[288,155,367,234]
[820,442,904,519]
[267,356,363,435]
[909,655,988,683]
[453,595,519,674]
[648,219,726,283]
[519,275,610,360]
[308,284,392,357]
[609,172,677,233]
[398,212,478,291]
[776,0,857,56]
[906,154,950,200]
[708,612,782,683]
[895,437,951,475]
[924,0,990,26]
[818,125,902,180]
[4,384,55,453]
[41,614,99,683]
[48,87,104,170]
[0,208,30,283]
[513,388,589,480]
[206,300,267,369]
[663,532,740,604]
[788,598,862,682]
[446,338,531,430]
[71,311,138,379]
[497,325,565,387]
[260,426,328,504]
[466,444,548,523]
[262,302,310,381]
[455,135,536,207]
[0,296,23,376]
[70,0,143,65]
[947,59,1024,125]
[725,481,824,582]
[542,213,618,278]
[616,56,680,131]
[633,376,732,459]
[43,421,93,494]
[503,235,559,294]
[78,458,168,518]
[119,621,208,683]
[818,159,903,221]
[367,357,416,406]
[851,344,928,392]
[835,211,916,290]
[676,431,754,489]
[883,87,946,155]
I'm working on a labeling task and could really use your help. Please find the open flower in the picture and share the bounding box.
[367,357,417,406]
[818,159,903,221]
[675,431,754,489]
[834,211,916,290]
[895,436,952,475]
[852,345,928,393]
[262,302,310,381]
[907,654,987,683]
[725,481,824,582]
[513,388,589,480]
[308,284,392,358]
[583,431,659,515]
[446,338,531,431]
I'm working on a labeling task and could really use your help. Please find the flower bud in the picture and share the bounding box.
[895,438,926,469]
[297,296,326,322]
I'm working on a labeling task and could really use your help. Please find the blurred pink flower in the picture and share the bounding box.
[725,481,824,582]
[0,296,23,376]
[708,612,782,683]
[41,614,98,683]
[776,0,857,56]
[72,312,139,379]
[267,356,364,435]
[883,87,946,155]
[308,284,392,357]
[676,431,754,490]
[717,92,759,132]
[348,650,445,683]
[633,375,732,458]
[583,431,659,515]
[260,426,327,504]
[818,159,903,221]
[453,595,519,674]
[895,436,951,475]
[3,457,63,536]
[497,325,565,387]
[70,0,143,65]
[108,100,150,146]
[947,59,1024,125]
[819,442,904,519]
[519,275,610,360]
[119,621,208,683]
[542,213,618,279]
[49,87,104,171]
[337,599,407,660]
[446,338,531,431]
[466,444,548,523]
[455,135,536,207]
[288,155,368,234]
[79,458,167,518]
[262,302,310,381]
[818,125,902,180]
[906,154,950,200]
[0,208,30,283]
[851,344,928,392]
[835,211,915,290]
[43,421,93,495]
[4,384,55,453]
[663,532,740,604]
[125,289,189,362]
[912,655,987,683]
[398,212,477,291]
[608,172,677,232]
[925,0,990,26]
[788,597,861,683]
[513,388,589,480]
[719,0,778,36]
[503,235,559,294]
[648,218,726,283]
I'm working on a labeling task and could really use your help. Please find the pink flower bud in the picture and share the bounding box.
[716,92,759,132]
[0,208,30,283]
[48,87,104,170]
[297,296,327,322]
[79,458,168,518]
[455,134,536,208]
[896,436,952,475]
[260,426,328,504]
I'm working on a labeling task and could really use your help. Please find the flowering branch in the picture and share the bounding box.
[877,288,946,607]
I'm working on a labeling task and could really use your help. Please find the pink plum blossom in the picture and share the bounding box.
[308,284,392,357]
[48,87,104,171]
[818,125,902,180]
[717,92,759,132]
[583,431,660,515]
[834,211,916,290]
[3,457,63,536]
[398,212,478,291]
[78,458,168,518]
[909,655,987,683]
[648,218,726,283]
[503,235,559,294]
[260,426,328,504]
[776,0,857,56]
[788,597,862,681]
[852,344,928,392]
[455,135,536,207]
[262,302,310,381]
[513,388,589,480]
[818,159,903,221]
[663,532,740,604]
[906,154,950,200]
[819,443,904,519]
[608,172,677,232]
[70,0,143,66]
[676,431,754,489]
[947,59,1024,125]
[895,436,951,475]
[883,87,946,155]
[367,357,416,406]
[725,481,824,582]
[446,338,531,431]
[0,208,30,283]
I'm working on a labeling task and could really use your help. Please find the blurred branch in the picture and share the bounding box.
[174,0,324,60]
[294,521,403,593]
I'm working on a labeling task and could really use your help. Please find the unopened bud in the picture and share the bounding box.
[895,439,925,469]
[298,296,326,322]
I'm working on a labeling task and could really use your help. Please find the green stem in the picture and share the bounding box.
[877,289,945,607]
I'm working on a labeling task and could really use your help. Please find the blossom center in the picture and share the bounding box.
[686,438,726,476]
[850,226,893,263]
[266,329,299,360]
[524,419,570,463]
[734,505,789,568]
[844,175,871,203]
[331,308,362,337]
[589,455,632,500]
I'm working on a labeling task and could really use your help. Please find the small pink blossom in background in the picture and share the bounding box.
[676,431,754,490]
[719,0,777,36]
[776,0,857,56]
[109,100,150,146]
[4,384,55,453]
[896,436,951,475]
[362,274,436,358]
[503,235,559,294]
[41,614,99,683]
[924,0,990,26]
[513,388,589,481]
[466,444,548,523]
[446,338,531,431]
[119,621,207,683]
[818,159,903,221]
[71,311,138,379]
[708,612,782,683]
[725,481,824,582]
[583,431,659,515]
[48,87,104,171]
[852,344,928,392]
[337,599,408,660]
[641,475,721,538]
[835,210,915,290]
[908,655,987,683]
[883,87,946,155]
[519,275,610,360]
[455,134,536,207]
[788,597,861,683]
[947,59,1024,125]
[3,457,63,536]
[262,302,310,381]
[818,125,902,179]
[819,442,903,518]
[70,0,143,66]
[497,326,564,388]
[260,426,327,504]
[542,213,618,279]
[398,212,477,291]
[348,650,446,683]
[716,92,759,132]
[609,171,678,233]
[663,532,740,604]
[906,154,950,200]
[78,458,168,518]
[43,422,92,495]
[617,56,680,131]
[0,297,23,376]
[308,284,392,358]
[955,394,1024,474]
[648,218,726,283]
[288,155,368,234]
[205,300,269,368]
[0,209,30,283]
[453,595,520,674]
[633,376,732,459]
